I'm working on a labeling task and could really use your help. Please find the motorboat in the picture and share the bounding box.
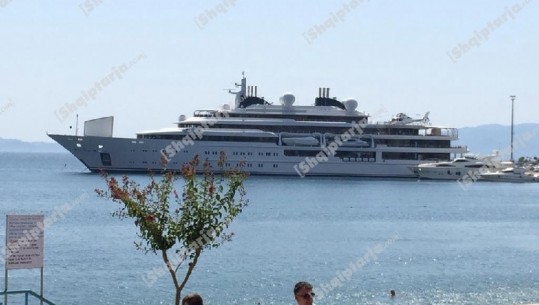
[410,155,502,180]
[479,167,539,183]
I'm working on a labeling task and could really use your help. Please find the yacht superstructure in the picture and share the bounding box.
[48,74,467,177]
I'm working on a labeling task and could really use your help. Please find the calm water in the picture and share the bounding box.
[0,152,538,305]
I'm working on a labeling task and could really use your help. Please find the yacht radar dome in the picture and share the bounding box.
[280,93,295,106]
[343,99,358,112]
[222,104,231,110]
[178,114,186,121]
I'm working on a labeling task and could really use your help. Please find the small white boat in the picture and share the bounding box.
[410,155,501,180]
[479,167,539,183]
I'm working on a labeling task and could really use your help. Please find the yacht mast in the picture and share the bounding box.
[229,72,247,109]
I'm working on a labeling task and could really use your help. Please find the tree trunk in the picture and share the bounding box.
[162,249,181,305]
[177,249,202,304]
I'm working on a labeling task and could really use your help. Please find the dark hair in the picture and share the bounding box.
[182,293,203,305]
[293,281,313,295]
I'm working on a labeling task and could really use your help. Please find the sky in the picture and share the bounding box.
[1,0,538,142]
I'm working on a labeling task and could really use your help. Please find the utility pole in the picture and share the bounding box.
[510,95,516,162]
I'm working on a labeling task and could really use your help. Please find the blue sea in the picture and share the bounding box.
[0,152,538,305]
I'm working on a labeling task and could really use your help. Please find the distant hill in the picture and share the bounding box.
[0,137,65,153]
[457,123,539,159]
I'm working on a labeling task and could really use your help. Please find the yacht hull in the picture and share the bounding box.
[49,134,423,178]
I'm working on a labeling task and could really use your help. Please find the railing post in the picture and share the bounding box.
[25,292,29,305]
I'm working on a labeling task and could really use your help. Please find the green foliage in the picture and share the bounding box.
[516,156,539,166]
[95,154,248,304]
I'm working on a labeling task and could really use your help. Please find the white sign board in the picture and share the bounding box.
[5,215,44,270]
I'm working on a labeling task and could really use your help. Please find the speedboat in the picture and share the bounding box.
[479,167,539,183]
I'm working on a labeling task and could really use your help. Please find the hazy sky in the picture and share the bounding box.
[1,0,537,142]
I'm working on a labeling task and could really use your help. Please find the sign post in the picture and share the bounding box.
[4,214,45,305]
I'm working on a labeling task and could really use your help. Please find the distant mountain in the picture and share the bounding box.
[0,137,65,153]
[457,123,539,159]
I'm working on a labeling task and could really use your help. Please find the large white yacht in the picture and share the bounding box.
[48,74,467,177]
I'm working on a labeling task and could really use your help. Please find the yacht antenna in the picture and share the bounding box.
[228,72,247,108]
[510,95,516,162]
[76,114,79,136]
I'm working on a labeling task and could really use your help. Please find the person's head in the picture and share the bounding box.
[294,281,314,305]
[182,293,203,305]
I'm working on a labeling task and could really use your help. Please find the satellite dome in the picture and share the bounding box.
[343,99,358,112]
[222,104,231,110]
[280,93,295,106]
[178,114,186,122]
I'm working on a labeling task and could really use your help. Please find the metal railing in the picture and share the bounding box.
[0,290,56,305]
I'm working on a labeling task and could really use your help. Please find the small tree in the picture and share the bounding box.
[96,154,248,305]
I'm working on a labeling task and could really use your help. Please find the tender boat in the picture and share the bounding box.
[281,136,320,146]
[340,137,371,147]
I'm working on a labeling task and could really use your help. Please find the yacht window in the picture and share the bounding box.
[465,165,484,168]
